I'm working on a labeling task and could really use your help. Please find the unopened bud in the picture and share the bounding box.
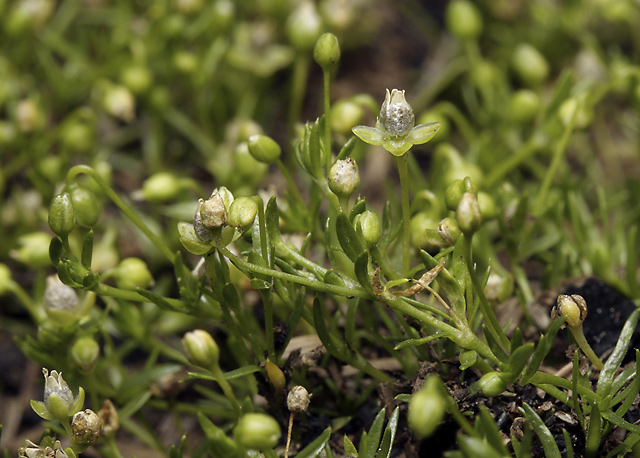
[71,337,100,372]
[512,43,549,87]
[552,294,587,328]
[67,184,101,227]
[72,409,102,446]
[141,172,182,203]
[15,99,43,133]
[329,158,360,198]
[445,177,477,211]
[228,197,259,232]
[287,1,322,51]
[314,32,341,71]
[113,258,153,290]
[233,413,281,450]
[408,376,446,438]
[456,192,482,236]
[49,193,76,237]
[120,65,153,95]
[104,86,135,122]
[509,89,540,123]
[437,217,461,246]
[287,385,311,413]
[446,0,483,41]
[265,360,286,393]
[331,99,364,136]
[355,210,381,247]
[182,330,220,368]
[247,134,281,164]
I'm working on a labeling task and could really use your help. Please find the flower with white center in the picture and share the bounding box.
[352,89,440,156]
[30,368,85,422]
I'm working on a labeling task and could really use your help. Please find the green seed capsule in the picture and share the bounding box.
[456,192,482,236]
[228,197,259,231]
[476,372,508,397]
[512,43,549,87]
[49,193,76,237]
[446,0,483,41]
[67,184,101,227]
[141,172,182,203]
[113,257,153,290]
[71,337,100,372]
[247,134,281,164]
[355,210,381,247]
[314,33,341,71]
[233,413,281,451]
[408,376,447,438]
[329,158,360,198]
[287,1,322,51]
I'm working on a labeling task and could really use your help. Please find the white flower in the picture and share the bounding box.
[352,89,440,156]
[30,368,85,422]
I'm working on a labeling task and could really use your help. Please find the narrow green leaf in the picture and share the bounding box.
[361,408,386,458]
[477,405,509,455]
[597,308,640,398]
[505,343,534,383]
[136,288,183,312]
[510,328,524,354]
[459,351,477,371]
[49,236,64,264]
[336,212,366,262]
[483,325,509,363]
[119,390,153,420]
[354,252,374,296]
[586,403,601,457]
[520,315,567,384]
[337,136,357,160]
[81,230,94,269]
[344,435,359,456]
[313,297,349,360]
[520,402,561,458]
[309,119,322,179]
[376,407,399,458]
[394,333,449,350]
[562,429,574,458]
[295,427,332,458]
[349,199,367,221]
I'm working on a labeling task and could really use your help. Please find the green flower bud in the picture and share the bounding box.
[355,210,381,247]
[456,192,482,236]
[435,143,484,188]
[49,193,76,237]
[328,158,360,198]
[235,142,268,178]
[331,99,364,137]
[509,89,540,123]
[552,294,587,328]
[408,376,447,438]
[71,337,100,372]
[558,96,592,129]
[67,184,101,227]
[173,50,199,74]
[314,32,341,71]
[233,413,281,451]
[141,172,183,203]
[15,98,43,133]
[410,212,438,250]
[444,177,477,211]
[182,329,220,368]
[103,85,135,122]
[60,119,95,154]
[477,192,498,221]
[446,0,483,41]
[287,1,322,51]
[228,197,259,231]
[120,65,153,95]
[0,263,12,295]
[72,409,102,446]
[476,372,507,397]
[247,134,281,164]
[512,43,549,87]
[113,257,154,290]
[11,232,52,269]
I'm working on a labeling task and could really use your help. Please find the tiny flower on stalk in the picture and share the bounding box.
[352,89,440,156]
[31,368,85,423]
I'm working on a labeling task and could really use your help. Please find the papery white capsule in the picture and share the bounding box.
[377,89,415,137]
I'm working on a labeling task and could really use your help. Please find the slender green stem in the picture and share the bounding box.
[463,234,510,351]
[210,365,242,416]
[9,281,44,324]
[94,283,183,308]
[570,324,604,370]
[219,247,367,298]
[276,159,307,210]
[66,165,175,261]
[288,54,310,143]
[533,105,576,216]
[323,67,332,172]
[395,154,412,275]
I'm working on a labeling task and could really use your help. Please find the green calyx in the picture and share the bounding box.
[247,134,281,164]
